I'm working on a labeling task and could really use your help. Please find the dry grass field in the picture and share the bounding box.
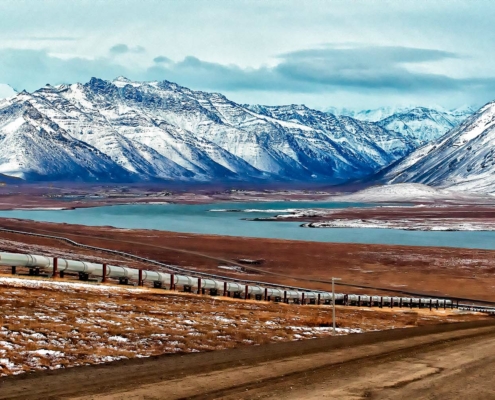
[0,275,485,377]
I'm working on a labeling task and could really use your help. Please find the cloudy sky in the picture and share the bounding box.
[0,0,494,110]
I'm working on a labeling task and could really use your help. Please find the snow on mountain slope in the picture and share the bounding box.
[0,97,133,181]
[328,106,473,146]
[378,107,472,146]
[244,104,414,178]
[382,101,495,193]
[29,86,195,181]
[0,77,425,182]
[330,183,465,202]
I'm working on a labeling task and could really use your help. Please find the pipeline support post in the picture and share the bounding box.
[301,293,305,305]
[11,266,16,275]
[102,263,107,283]
[317,293,321,306]
[197,278,202,294]
[332,277,341,335]
[430,299,433,311]
[223,281,227,297]
[283,290,287,304]
[170,273,175,291]
[52,257,58,278]
[138,269,143,287]
[264,287,268,301]
[245,285,249,300]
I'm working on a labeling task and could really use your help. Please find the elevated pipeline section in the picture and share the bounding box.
[0,227,492,311]
[0,250,463,309]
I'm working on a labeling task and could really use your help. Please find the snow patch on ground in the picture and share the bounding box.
[302,219,495,231]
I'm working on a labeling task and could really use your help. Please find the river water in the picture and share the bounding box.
[0,202,494,249]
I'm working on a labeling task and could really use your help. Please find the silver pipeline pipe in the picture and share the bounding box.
[0,251,456,308]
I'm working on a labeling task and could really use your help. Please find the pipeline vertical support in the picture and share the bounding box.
[380,297,383,308]
[11,266,16,275]
[301,293,305,305]
[456,300,459,309]
[170,274,175,291]
[430,299,433,311]
[138,269,143,286]
[245,285,249,300]
[102,263,107,283]
[52,257,58,278]
[317,293,321,306]
[399,298,403,308]
[197,278,202,294]
[264,288,268,301]
[284,290,287,304]
[223,282,227,297]
[357,296,361,307]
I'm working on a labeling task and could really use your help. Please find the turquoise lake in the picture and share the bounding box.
[0,201,494,249]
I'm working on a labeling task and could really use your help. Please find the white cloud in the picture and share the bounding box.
[0,0,494,108]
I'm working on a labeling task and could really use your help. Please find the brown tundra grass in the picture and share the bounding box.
[0,274,486,376]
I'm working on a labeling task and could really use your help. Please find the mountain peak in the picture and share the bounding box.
[114,76,131,82]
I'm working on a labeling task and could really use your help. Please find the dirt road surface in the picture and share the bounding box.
[1,320,494,399]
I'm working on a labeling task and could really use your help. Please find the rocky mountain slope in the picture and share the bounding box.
[381,101,495,193]
[0,77,418,182]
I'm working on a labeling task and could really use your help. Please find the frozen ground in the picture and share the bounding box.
[328,183,493,203]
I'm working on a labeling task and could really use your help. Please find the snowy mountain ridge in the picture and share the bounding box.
[0,77,420,183]
[327,105,474,146]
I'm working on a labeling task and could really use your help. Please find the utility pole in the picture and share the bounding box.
[332,277,342,335]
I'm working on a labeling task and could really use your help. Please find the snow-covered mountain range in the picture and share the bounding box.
[381,101,495,193]
[0,77,420,183]
[328,106,474,146]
